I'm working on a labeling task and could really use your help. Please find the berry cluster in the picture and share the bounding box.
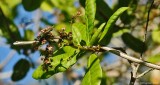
[33,27,54,71]
[58,28,72,41]
[70,11,81,24]
[35,27,54,46]
[34,27,73,71]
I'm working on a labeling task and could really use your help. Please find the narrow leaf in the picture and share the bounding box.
[85,0,96,45]
[82,54,102,85]
[85,0,96,31]
[90,23,105,45]
[99,7,128,42]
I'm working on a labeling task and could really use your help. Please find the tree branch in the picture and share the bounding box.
[136,68,153,78]
[129,63,140,85]
[128,1,155,84]
[129,72,136,85]
[13,41,39,45]
[13,41,160,70]
[100,47,160,70]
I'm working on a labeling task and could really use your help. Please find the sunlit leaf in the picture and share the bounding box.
[24,29,34,41]
[32,46,80,79]
[85,0,96,31]
[148,54,160,63]
[152,28,160,44]
[47,0,76,16]
[85,0,96,45]
[99,7,128,43]
[0,0,20,19]
[40,1,53,12]
[82,54,102,85]
[72,22,87,45]
[11,59,30,81]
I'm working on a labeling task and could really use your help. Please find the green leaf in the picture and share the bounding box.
[32,46,80,79]
[82,54,102,85]
[122,33,147,53]
[0,0,20,19]
[0,9,21,41]
[11,59,30,81]
[152,28,160,44]
[0,9,21,52]
[24,29,34,41]
[40,1,53,12]
[118,0,137,24]
[148,54,160,63]
[118,0,131,7]
[79,0,86,7]
[90,23,105,45]
[85,0,96,31]
[22,0,43,11]
[99,7,128,43]
[85,0,96,45]
[96,0,113,22]
[72,22,87,45]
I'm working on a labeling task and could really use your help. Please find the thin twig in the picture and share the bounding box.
[13,37,61,46]
[144,0,154,42]
[136,68,153,78]
[129,1,155,85]
[140,0,154,58]
[13,41,39,45]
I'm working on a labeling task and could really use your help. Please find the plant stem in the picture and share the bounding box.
[13,41,39,45]
[13,41,160,70]
[129,72,136,85]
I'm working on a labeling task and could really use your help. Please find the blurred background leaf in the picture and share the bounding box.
[11,59,30,81]
[122,32,147,53]
[22,0,43,11]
